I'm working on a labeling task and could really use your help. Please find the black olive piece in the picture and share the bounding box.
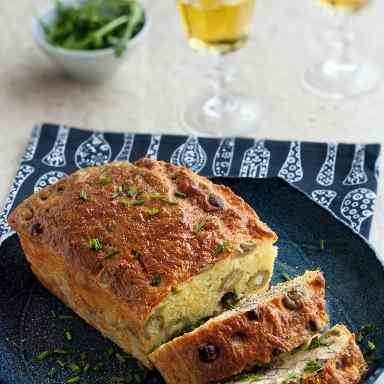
[271,347,284,357]
[208,194,224,209]
[57,185,65,193]
[336,360,344,370]
[198,344,219,362]
[245,309,260,321]
[308,319,320,332]
[221,292,238,309]
[31,223,43,236]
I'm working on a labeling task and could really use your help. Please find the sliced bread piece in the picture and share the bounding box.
[231,324,367,384]
[149,271,329,384]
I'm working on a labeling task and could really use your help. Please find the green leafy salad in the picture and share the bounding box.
[40,0,145,56]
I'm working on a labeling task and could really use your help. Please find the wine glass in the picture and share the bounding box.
[303,0,382,99]
[177,0,261,137]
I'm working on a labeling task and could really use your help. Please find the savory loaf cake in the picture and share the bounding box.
[149,271,329,384]
[232,325,367,384]
[8,159,278,367]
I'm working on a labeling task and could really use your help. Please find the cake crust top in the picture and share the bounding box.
[9,159,277,321]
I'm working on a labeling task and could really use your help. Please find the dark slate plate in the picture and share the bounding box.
[0,177,383,384]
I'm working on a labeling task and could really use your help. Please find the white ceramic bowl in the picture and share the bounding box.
[32,2,149,82]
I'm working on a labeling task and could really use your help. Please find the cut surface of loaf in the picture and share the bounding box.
[8,159,277,366]
[149,271,329,384]
[232,324,367,384]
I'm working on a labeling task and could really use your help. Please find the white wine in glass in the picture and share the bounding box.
[178,0,255,54]
[177,0,262,137]
[303,0,381,99]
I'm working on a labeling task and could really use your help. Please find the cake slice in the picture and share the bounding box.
[231,325,367,384]
[149,271,329,384]
[8,159,277,367]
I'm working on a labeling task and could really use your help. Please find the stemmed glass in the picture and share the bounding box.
[303,0,382,99]
[176,0,261,137]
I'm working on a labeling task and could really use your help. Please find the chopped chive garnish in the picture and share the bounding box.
[320,239,326,250]
[194,222,206,233]
[308,336,321,350]
[118,198,131,207]
[99,174,112,185]
[229,372,264,382]
[126,185,138,197]
[80,352,87,361]
[68,363,81,373]
[162,198,178,205]
[53,348,70,355]
[175,191,186,198]
[50,310,57,319]
[48,367,56,378]
[89,238,102,251]
[367,341,376,351]
[147,192,162,200]
[360,324,377,336]
[147,207,160,216]
[150,275,162,287]
[64,330,72,341]
[213,240,230,256]
[83,362,90,373]
[105,249,120,260]
[106,347,114,358]
[304,359,324,373]
[286,372,298,381]
[79,190,88,201]
[112,185,124,199]
[281,271,291,281]
[56,359,65,368]
[115,353,126,363]
[131,199,145,206]
[58,315,74,320]
[65,376,80,384]
[37,350,51,360]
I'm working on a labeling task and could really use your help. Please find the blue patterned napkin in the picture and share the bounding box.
[0,123,380,243]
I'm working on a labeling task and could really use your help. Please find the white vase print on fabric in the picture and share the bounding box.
[34,171,68,193]
[170,136,207,174]
[311,190,337,209]
[213,138,235,177]
[22,124,42,162]
[341,188,376,232]
[0,165,35,240]
[342,144,368,186]
[316,143,338,186]
[42,125,70,167]
[115,133,135,161]
[75,132,112,168]
[146,135,162,160]
[239,140,270,178]
[278,141,304,183]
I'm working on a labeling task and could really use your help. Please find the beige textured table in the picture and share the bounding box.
[0,0,383,258]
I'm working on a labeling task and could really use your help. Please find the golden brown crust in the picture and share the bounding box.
[303,332,367,384]
[149,271,329,384]
[8,159,277,363]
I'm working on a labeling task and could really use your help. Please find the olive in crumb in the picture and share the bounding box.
[198,344,219,362]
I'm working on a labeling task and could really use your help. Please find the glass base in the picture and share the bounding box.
[182,94,263,137]
[303,59,382,99]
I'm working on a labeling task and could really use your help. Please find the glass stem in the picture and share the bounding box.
[213,53,229,101]
[322,10,357,74]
